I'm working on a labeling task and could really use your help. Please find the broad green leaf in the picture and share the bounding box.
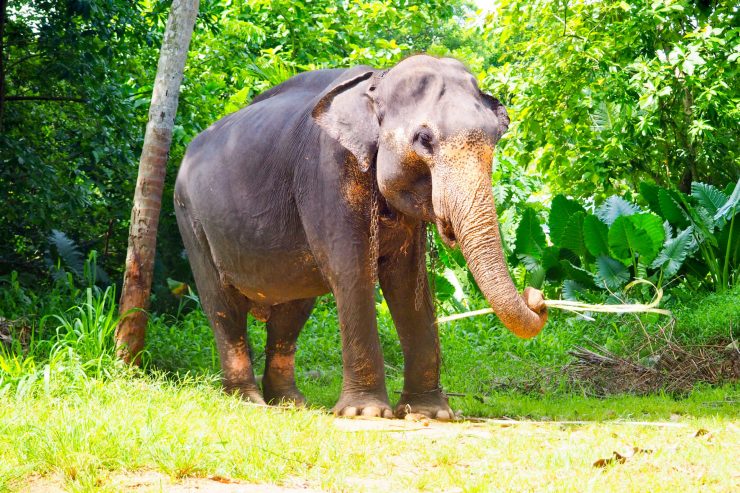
[529,266,545,289]
[639,182,662,215]
[630,214,666,263]
[651,227,696,277]
[691,182,728,217]
[560,260,597,288]
[542,246,562,271]
[560,211,587,257]
[657,189,689,227]
[594,255,630,290]
[714,178,740,223]
[583,214,609,256]
[562,280,586,301]
[432,274,456,303]
[515,207,546,258]
[549,194,585,246]
[48,230,85,278]
[608,214,665,264]
[596,196,640,226]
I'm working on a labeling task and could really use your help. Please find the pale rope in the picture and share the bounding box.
[436,279,672,324]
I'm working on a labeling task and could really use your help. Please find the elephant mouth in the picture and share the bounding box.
[436,216,457,248]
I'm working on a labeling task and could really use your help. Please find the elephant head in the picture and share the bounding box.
[312,55,547,338]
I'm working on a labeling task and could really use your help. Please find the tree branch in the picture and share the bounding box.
[6,52,43,70]
[5,95,88,103]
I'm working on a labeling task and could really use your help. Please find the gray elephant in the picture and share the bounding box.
[174,54,548,419]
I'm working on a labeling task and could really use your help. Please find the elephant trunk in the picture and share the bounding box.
[436,174,547,339]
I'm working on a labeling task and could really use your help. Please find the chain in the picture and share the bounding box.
[369,178,380,284]
[414,222,426,311]
[428,226,437,306]
[414,223,439,311]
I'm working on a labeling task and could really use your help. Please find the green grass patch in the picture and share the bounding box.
[1,286,738,491]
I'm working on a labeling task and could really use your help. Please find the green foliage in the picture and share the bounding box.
[549,195,585,245]
[482,0,740,198]
[1,0,471,306]
[514,180,739,295]
[515,207,547,258]
[583,214,609,257]
[608,214,665,266]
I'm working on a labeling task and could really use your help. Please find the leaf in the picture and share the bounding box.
[561,261,597,288]
[608,214,665,264]
[629,214,666,263]
[541,246,562,271]
[596,196,640,226]
[549,195,586,246]
[658,189,689,228]
[594,255,630,290]
[47,230,85,278]
[593,447,652,468]
[515,207,546,258]
[583,214,609,257]
[691,182,727,217]
[529,266,545,289]
[562,279,586,301]
[560,212,587,257]
[639,182,662,215]
[714,178,740,223]
[432,274,456,303]
[650,227,696,277]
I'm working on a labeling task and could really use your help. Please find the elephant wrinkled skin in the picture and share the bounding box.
[174,54,547,420]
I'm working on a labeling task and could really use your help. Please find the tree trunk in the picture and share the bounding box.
[116,0,199,363]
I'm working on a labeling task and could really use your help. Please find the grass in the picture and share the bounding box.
[0,284,738,491]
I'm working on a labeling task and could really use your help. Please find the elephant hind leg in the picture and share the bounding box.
[175,208,264,404]
[262,298,316,406]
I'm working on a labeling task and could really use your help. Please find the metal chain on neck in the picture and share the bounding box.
[368,175,380,284]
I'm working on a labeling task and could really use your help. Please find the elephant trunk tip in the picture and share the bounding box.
[494,287,548,339]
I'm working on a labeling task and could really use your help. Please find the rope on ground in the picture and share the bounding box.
[436,280,672,324]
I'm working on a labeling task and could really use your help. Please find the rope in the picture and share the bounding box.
[436,280,672,325]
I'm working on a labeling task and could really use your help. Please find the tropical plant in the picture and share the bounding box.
[513,180,740,296]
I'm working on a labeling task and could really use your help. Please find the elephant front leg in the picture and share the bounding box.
[332,279,394,418]
[378,225,454,420]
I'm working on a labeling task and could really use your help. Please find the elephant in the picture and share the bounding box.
[174,54,548,420]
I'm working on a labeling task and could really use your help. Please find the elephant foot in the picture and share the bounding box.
[262,376,306,407]
[333,390,394,418]
[395,388,454,421]
[224,383,266,405]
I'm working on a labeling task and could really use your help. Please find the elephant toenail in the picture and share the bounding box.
[361,406,380,417]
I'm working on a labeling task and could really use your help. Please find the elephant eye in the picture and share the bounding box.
[414,128,434,152]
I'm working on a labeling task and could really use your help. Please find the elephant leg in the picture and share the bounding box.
[263,297,316,406]
[330,276,393,418]
[176,210,264,404]
[378,224,454,420]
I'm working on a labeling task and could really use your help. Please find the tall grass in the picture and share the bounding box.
[0,287,121,399]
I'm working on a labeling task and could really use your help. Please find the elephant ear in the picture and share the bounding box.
[312,70,379,172]
[480,93,510,140]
